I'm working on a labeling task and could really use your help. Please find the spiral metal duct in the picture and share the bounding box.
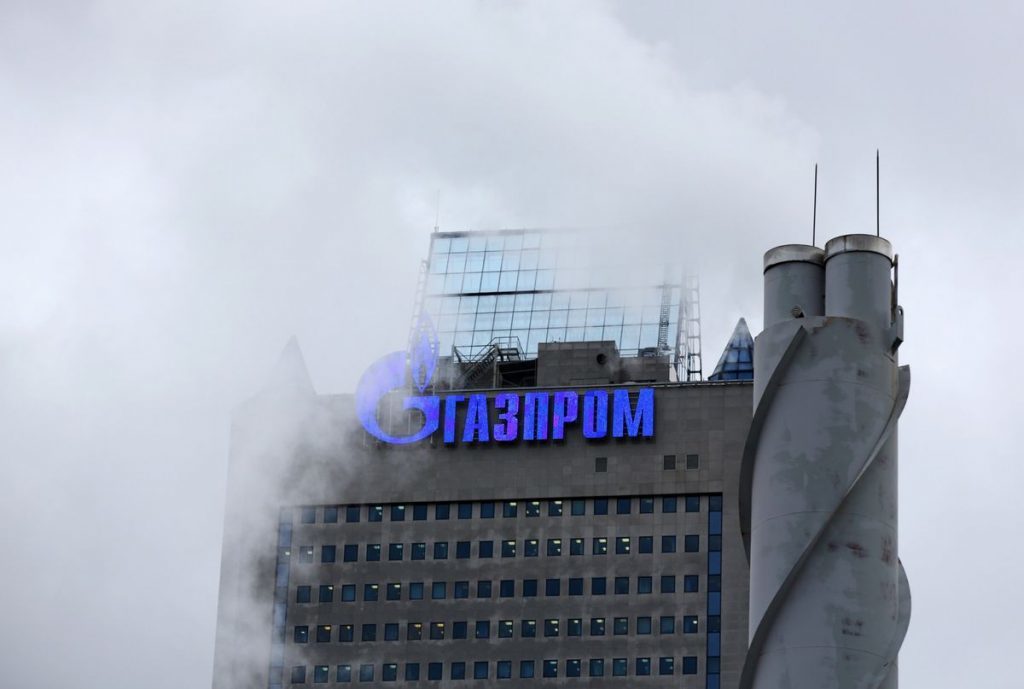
[740,235,911,689]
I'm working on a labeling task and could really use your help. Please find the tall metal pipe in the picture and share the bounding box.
[740,234,911,689]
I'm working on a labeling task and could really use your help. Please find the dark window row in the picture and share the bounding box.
[286,656,704,683]
[298,496,702,525]
[296,574,718,603]
[292,615,703,643]
[298,533,714,563]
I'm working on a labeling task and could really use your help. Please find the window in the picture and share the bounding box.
[548,499,563,516]
[366,544,381,561]
[526,500,541,517]
[501,540,516,557]
[341,584,355,601]
[406,622,422,640]
[382,664,398,682]
[316,625,332,643]
[661,575,676,593]
[521,619,536,638]
[639,536,653,553]
[454,581,469,599]
[296,585,311,603]
[683,615,699,633]
[339,624,354,642]
[684,534,700,552]
[685,495,700,512]
[388,543,403,561]
[361,624,376,641]
[543,660,558,678]
[662,535,677,553]
[522,579,537,597]
[503,501,518,518]
[456,541,471,559]
[636,657,651,676]
[473,661,488,680]
[412,504,428,520]
[595,457,607,472]
[640,496,654,513]
[359,664,373,682]
[498,620,513,638]
[615,536,630,554]
[571,499,585,515]
[566,659,581,678]
[433,542,449,559]
[299,546,314,563]
[343,544,358,562]
[458,502,472,519]
[589,659,604,677]
[525,539,539,557]
[429,622,445,640]
[616,497,631,514]
[475,620,490,639]
[613,617,628,635]
[386,582,401,600]
[663,454,676,470]
[660,615,675,634]
[294,626,309,643]
[638,576,652,593]
[337,664,352,682]
[428,663,442,681]
[435,503,450,520]
[497,661,511,679]
[363,584,379,601]
[637,616,652,634]
[544,618,559,636]
[590,617,605,636]
[594,498,608,514]
[570,538,584,555]
[345,506,360,523]
[684,574,699,592]
[547,538,562,556]
[405,664,420,681]
[321,545,336,563]
[710,533,722,551]
[390,504,406,521]
[477,580,492,598]
[682,656,698,674]
[663,495,677,512]
[591,577,607,595]
[323,506,338,523]
[451,662,466,680]
[480,502,496,518]
[612,658,627,676]
[479,540,494,558]
[614,576,629,594]
[368,505,383,522]
[431,582,446,599]
[452,621,467,639]
[519,661,535,679]
[411,542,426,560]
[593,537,608,555]
[499,580,514,597]
[568,577,583,595]
[545,578,560,596]
[686,453,699,469]
[409,582,424,600]
[291,666,306,683]
[567,618,582,636]
[383,623,399,641]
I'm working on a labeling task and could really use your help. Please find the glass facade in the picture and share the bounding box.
[421,230,682,361]
[708,318,754,381]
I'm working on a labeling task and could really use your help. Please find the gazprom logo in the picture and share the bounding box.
[355,314,655,445]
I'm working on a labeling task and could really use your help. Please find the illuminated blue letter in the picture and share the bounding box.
[463,394,490,443]
[612,388,654,438]
[493,393,520,442]
[582,390,608,439]
[552,391,579,440]
[443,395,465,444]
[523,392,550,440]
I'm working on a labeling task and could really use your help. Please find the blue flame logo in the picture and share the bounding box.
[355,313,441,444]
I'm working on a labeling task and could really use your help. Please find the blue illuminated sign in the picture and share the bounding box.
[355,314,654,445]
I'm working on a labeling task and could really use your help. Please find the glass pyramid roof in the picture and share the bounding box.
[708,318,754,381]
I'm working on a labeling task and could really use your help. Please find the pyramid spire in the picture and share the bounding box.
[708,318,754,381]
[262,336,315,396]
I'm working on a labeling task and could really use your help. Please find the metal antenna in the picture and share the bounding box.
[876,150,880,237]
[433,190,441,232]
[812,163,818,246]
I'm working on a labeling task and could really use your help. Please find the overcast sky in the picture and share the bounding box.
[1,2,1021,687]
